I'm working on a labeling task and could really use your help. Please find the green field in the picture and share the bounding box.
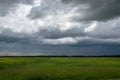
[0,57,120,80]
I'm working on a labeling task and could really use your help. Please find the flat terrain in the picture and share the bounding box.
[0,57,120,80]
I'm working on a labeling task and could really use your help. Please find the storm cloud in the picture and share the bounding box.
[61,0,120,21]
[0,0,120,56]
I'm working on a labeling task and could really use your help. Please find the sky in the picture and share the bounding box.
[0,0,120,56]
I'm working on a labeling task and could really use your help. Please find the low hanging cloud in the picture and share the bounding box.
[0,0,120,55]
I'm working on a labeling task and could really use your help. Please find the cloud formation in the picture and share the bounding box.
[62,0,120,21]
[0,0,34,16]
[0,0,120,55]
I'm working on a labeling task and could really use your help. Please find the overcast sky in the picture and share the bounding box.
[0,0,120,56]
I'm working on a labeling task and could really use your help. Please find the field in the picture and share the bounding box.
[0,57,120,80]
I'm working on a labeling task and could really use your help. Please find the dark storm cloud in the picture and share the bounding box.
[0,27,120,56]
[36,25,85,39]
[0,42,120,56]
[0,0,120,56]
[0,27,42,44]
[61,0,120,21]
[27,0,120,21]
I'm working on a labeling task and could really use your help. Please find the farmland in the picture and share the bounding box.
[0,57,120,80]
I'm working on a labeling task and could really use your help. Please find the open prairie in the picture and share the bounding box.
[0,57,120,80]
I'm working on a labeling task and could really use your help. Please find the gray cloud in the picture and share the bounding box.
[28,0,120,21]
[62,0,120,21]
[27,0,73,19]
[0,0,34,16]
[0,0,120,56]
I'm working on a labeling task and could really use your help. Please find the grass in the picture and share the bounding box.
[0,57,120,80]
